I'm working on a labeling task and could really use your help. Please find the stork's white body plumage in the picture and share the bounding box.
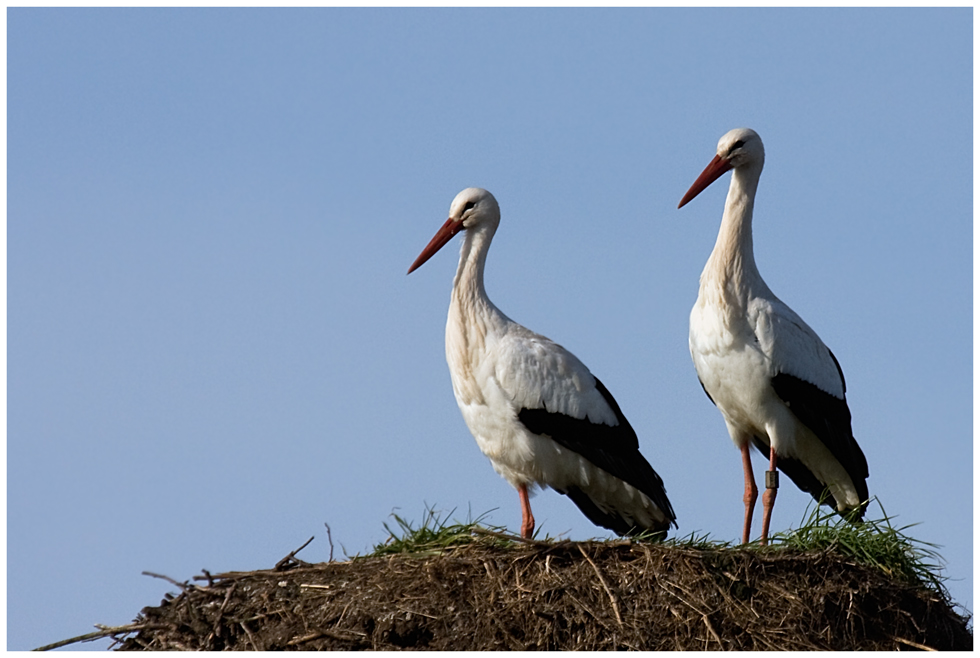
[410,188,675,538]
[680,128,869,544]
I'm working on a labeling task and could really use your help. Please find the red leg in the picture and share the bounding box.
[518,483,535,539]
[760,446,778,546]
[740,442,758,545]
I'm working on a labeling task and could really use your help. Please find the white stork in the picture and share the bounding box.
[409,187,676,539]
[678,128,869,545]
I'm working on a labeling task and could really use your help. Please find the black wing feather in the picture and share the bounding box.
[561,486,666,538]
[770,349,869,511]
[749,435,854,514]
[517,377,676,532]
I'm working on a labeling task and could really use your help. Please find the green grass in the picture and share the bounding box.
[363,498,950,601]
[663,497,949,599]
[364,505,520,558]
[663,529,734,551]
[767,497,949,598]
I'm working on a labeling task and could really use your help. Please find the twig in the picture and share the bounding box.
[564,590,608,628]
[701,613,724,649]
[240,622,261,651]
[142,571,189,591]
[396,607,439,620]
[658,579,712,621]
[287,631,326,646]
[893,636,937,651]
[325,523,335,561]
[213,582,237,635]
[321,627,368,640]
[275,536,315,571]
[577,544,623,628]
[33,623,159,651]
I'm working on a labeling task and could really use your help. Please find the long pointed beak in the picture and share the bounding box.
[407,218,464,274]
[678,154,733,209]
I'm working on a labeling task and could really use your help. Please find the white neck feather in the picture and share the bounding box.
[445,225,508,405]
[700,163,772,307]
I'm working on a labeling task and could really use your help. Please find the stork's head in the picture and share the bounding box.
[678,128,765,208]
[408,187,500,274]
[449,187,500,230]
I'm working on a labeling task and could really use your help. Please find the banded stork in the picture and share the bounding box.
[409,187,676,539]
[678,128,869,545]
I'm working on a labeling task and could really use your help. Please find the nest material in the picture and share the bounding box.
[114,539,970,651]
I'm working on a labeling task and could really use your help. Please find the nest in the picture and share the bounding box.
[105,536,969,651]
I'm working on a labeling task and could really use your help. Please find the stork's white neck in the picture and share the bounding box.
[451,223,497,316]
[445,224,509,405]
[700,163,771,304]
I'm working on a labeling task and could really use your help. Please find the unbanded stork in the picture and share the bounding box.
[409,187,676,539]
[678,128,869,545]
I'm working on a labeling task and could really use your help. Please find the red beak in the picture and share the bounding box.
[407,218,464,274]
[678,154,734,209]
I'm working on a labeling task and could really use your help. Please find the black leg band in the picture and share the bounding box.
[765,470,779,489]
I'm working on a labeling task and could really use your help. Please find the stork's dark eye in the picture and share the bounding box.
[463,201,476,212]
[730,139,745,153]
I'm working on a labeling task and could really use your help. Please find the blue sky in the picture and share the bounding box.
[8,8,972,650]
